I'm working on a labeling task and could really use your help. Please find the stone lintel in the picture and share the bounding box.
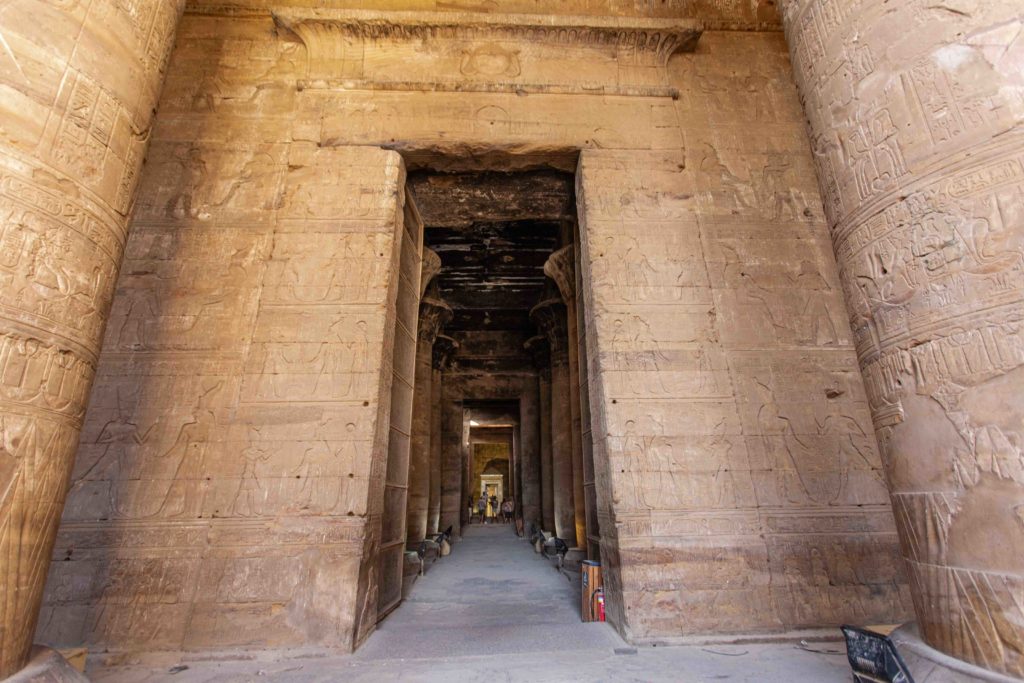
[273,9,701,68]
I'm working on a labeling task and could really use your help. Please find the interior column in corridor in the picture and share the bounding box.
[439,396,464,537]
[780,0,1024,676]
[545,246,588,549]
[525,335,555,533]
[531,298,576,546]
[406,294,452,547]
[429,335,458,535]
[0,2,184,677]
[518,358,542,528]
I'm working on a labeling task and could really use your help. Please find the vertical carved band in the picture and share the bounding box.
[0,1,184,676]
[780,0,1024,675]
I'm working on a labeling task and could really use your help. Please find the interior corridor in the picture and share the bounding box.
[359,525,619,660]
[85,530,852,681]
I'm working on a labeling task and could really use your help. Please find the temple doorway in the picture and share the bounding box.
[374,156,600,624]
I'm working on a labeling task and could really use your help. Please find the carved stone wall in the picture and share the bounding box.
[35,5,912,653]
[779,1,1024,676]
[37,140,414,651]
[577,30,913,640]
[0,1,184,676]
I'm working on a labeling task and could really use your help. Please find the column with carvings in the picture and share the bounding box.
[428,335,458,536]
[406,250,449,548]
[440,396,464,537]
[519,338,544,529]
[780,1,1024,676]
[544,247,588,548]
[0,2,184,677]
[526,336,555,532]
[531,298,576,546]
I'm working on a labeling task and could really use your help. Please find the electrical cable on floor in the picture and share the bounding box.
[796,640,845,655]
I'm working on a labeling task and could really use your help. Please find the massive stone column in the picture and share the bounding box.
[0,2,183,677]
[518,342,543,528]
[780,1,1024,676]
[440,396,464,537]
[429,335,458,535]
[526,335,555,532]
[406,296,451,547]
[545,246,588,549]
[531,299,576,546]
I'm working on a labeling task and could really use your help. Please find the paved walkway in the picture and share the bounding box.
[88,525,851,681]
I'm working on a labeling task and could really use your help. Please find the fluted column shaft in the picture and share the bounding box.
[0,2,184,676]
[406,297,451,547]
[532,299,576,545]
[780,1,1024,676]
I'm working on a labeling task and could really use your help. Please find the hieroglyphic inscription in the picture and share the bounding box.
[781,0,1024,675]
[0,0,186,675]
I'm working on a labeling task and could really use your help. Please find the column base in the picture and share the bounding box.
[844,623,1021,683]
[5,647,89,683]
[891,624,1021,683]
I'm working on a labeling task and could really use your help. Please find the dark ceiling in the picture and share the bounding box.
[408,170,575,332]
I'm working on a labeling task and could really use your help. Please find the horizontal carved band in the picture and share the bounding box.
[273,9,702,68]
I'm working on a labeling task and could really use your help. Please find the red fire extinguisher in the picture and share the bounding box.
[595,588,606,622]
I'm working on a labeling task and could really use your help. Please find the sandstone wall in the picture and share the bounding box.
[579,31,912,640]
[36,127,413,648]
[37,5,911,652]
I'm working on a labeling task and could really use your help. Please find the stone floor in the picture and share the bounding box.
[86,525,853,682]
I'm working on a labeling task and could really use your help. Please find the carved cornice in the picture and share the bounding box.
[418,297,453,346]
[530,298,568,363]
[420,248,442,298]
[543,245,575,304]
[273,9,701,68]
[432,334,459,371]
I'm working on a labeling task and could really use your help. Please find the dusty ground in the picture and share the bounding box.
[87,525,852,682]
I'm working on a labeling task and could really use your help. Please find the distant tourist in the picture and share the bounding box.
[501,498,513,524]
[477,496,487,523]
